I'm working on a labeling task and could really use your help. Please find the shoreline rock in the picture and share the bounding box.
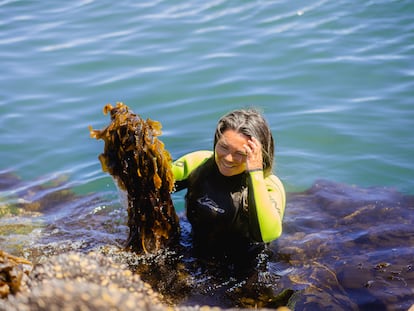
[0,250,287,311]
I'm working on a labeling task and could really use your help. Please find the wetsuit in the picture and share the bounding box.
[172,150,286,264]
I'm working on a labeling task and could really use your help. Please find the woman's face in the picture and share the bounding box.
[214,129,249,176]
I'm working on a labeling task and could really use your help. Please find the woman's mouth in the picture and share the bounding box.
[221,161,235,169]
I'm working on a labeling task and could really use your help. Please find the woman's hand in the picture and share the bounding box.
[244,137,263,171]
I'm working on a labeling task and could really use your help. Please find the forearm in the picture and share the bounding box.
[247,170,286,243]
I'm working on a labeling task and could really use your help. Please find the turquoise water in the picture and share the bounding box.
[1,0,413,195]
[1,1,414,309]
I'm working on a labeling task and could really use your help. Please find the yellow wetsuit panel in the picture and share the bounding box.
[171,150,213,181]
[247,170,286,242]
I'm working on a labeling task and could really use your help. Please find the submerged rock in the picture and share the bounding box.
[274,180,414,311]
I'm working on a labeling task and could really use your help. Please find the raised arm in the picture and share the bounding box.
[247,171,286,243]
[242,136,286,243]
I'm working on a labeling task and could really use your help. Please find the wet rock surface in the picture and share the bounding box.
[1,251,166,311]
[0,250,285,311]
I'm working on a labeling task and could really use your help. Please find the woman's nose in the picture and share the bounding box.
[223,152,234,162]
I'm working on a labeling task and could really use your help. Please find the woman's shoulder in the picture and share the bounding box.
[172,150,213,181]
[182,150,213,159]
[174,150,213,165]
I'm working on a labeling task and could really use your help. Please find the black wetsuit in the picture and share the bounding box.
[175,157,264,265]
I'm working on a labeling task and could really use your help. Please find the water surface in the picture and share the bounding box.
[1,0,413,310]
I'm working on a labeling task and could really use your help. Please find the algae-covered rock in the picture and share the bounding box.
[0,251,166,311]
[0,251,285,311]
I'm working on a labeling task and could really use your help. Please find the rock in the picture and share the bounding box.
[1,251,166,311]
[0,251,281,311]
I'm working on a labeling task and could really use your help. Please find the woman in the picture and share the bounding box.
[171,108,286,266]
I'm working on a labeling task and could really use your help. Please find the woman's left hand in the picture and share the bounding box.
[244,137,263,171]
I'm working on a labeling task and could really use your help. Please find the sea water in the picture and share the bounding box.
[1,1,413,310]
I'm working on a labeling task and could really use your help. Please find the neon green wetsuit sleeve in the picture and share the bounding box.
[171,150,213,181]
[247,170,286,243]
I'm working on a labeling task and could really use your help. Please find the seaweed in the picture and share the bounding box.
[89,102,180,254]
[0,250,32,298]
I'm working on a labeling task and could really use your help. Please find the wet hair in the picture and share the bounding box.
[214,108,275,176]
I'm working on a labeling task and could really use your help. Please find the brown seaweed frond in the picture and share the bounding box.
[89,102,180,254]
[0,250,32,298]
